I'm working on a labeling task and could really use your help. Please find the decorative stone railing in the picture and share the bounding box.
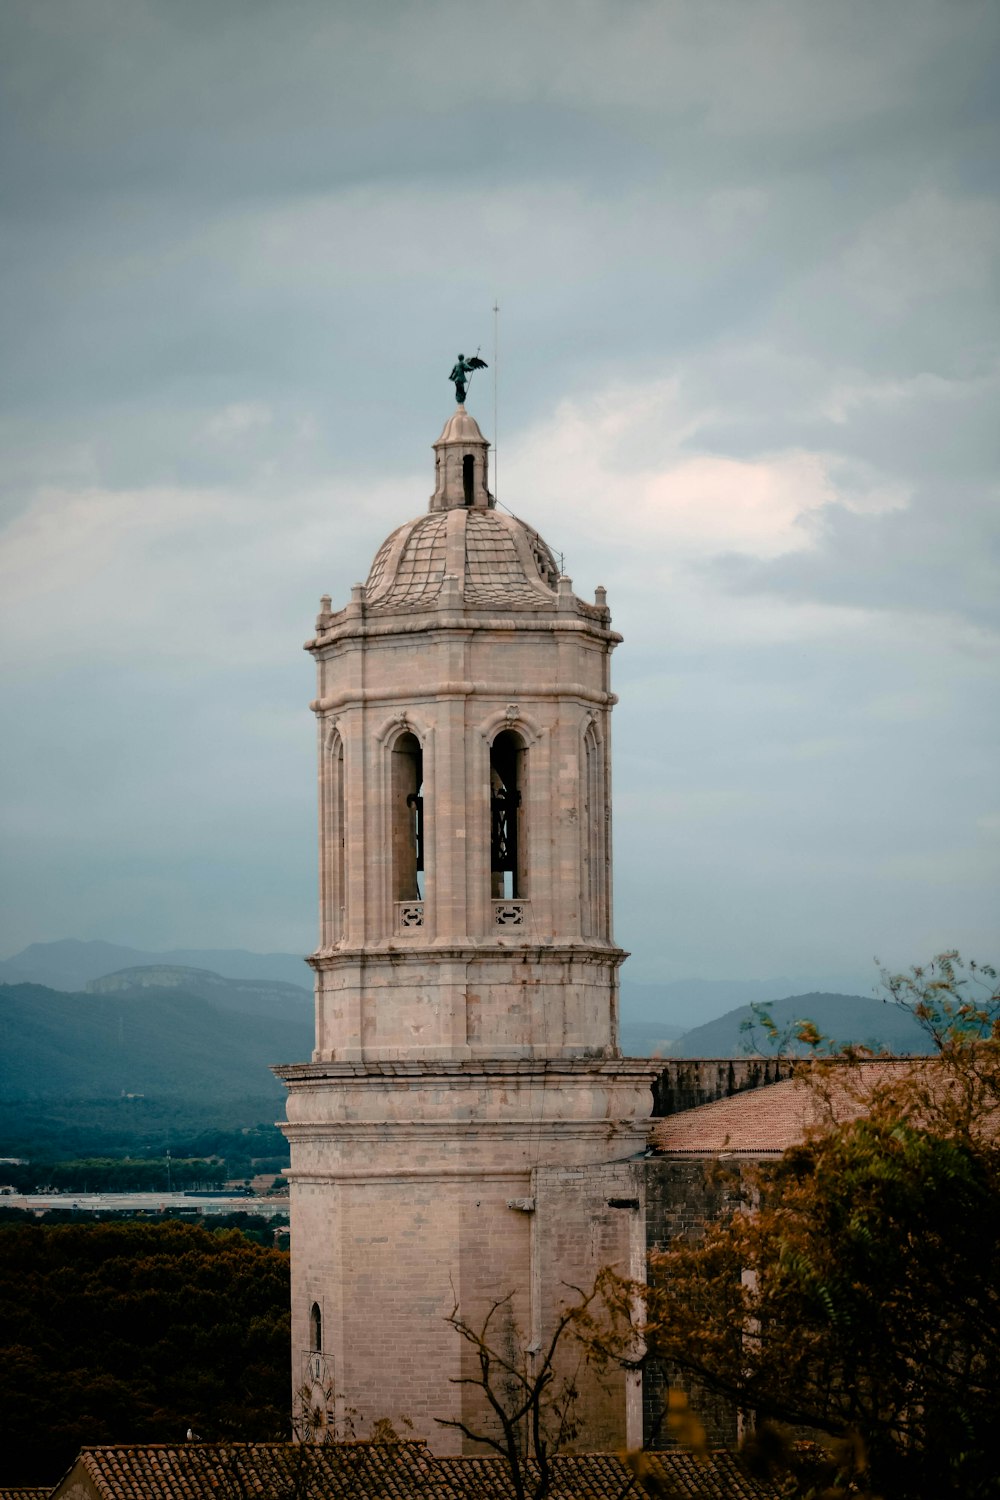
[393,899,530,931]
[394,901,425,932]
[493,900,529,927]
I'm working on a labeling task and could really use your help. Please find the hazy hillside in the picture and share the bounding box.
[0,977,314,1102]
[86,964,312,1022]
[674,992,932,1057]
[619,1019,686,1057]
[0,938,309,992]
[620,974,874,1029]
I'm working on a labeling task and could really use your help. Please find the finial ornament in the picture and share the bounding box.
[449,350,488,404]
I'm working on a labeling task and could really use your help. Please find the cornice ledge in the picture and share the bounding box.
[281,1119,651,1138]
[307,943,628,968]
[273,1057,662,1084]
[310,683,617,715]
[308,614,621,651]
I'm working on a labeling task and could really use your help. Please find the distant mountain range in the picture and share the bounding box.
[6,968,924,1082]
[619,973,876,1030]
[86,964,312,1024]
[0,966,313,1103]
[3,941,880,1033]
[618,1019,686,1056]
[673,992,932,1057]
[0,939,310,993]
[0,946,933,1163]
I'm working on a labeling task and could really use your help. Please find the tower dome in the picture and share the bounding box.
[350,403,561,612]
[365,509,559,610]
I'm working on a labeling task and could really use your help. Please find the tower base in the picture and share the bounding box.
[276,1057,657,1451]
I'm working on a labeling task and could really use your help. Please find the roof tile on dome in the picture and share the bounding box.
[364,509,557,612]
[365,514,449,607]
[464,512,557,605]
[365,524,406,596]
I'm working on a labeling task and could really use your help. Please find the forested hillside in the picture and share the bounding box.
[0,968,312,1161]
[0,976,312,1100]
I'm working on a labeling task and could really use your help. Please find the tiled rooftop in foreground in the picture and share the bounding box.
[44,1442,784,1500]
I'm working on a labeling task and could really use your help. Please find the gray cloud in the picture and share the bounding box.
[1,0,997,1001]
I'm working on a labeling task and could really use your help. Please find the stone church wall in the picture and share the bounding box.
[292,1172,534,1450]
[640,1155,754,1448]
[651,1058,796,1117]
[532,1159,647,1453]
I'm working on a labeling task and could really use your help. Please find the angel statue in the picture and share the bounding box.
[448,352,488,404]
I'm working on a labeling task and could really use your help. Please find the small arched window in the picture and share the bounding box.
[309,1301,322,1353]
[462,454,475,505]
[490,729,527,899]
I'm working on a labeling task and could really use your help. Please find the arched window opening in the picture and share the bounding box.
[392,732,425,901]
[309,1302,322,1353]
[490,729,527,899]
[322,734,346,946]
[581,724,603,939]
[462,454,475,506]
[334,738,345,939]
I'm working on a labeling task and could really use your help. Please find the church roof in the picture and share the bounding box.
[365,508,559,611]
[650,1076,825,1155]
[649,1059,922,1156]
[46,1443,783,1500]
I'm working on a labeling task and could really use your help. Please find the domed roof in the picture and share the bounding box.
[436,406,488,445]
[365,508,559,611]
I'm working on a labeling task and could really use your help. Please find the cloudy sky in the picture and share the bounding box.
[1,0,997,1001]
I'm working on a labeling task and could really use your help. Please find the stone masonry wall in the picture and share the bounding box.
[532,1159,647,1453]
[641,1156,755,1449]
[291,1172,533,1451]
[651,1057,796,1117]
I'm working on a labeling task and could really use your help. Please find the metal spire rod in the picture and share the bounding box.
[492,299,500,506]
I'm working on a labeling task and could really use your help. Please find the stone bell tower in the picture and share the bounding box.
[276,399,656,1450]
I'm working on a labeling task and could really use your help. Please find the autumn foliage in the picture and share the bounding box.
[600,955,1000,1500]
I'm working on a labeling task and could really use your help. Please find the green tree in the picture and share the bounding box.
[0,1219,290,1485]
[600,955,1000,1500]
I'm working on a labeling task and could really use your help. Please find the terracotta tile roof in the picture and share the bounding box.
[0,1490,50,1499]
[634,1450,781,1499]
[436,1452,646,1499]
[438,1450,777,1498]
[66,1441,452,1500]
[650,1060,920,1155]
[49,1443,785,1500]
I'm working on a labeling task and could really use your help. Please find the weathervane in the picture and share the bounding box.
[448,350,488,405]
